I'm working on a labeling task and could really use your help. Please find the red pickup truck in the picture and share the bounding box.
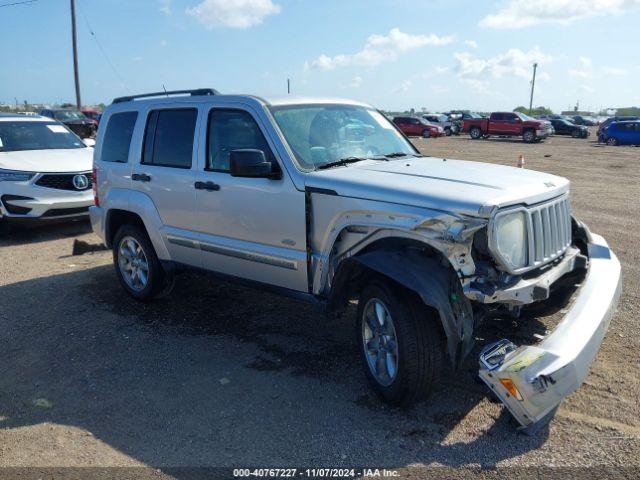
[462,111,552,143]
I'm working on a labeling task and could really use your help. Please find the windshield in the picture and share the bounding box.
[515,112,535,121]
[53,110,87,121]
[270,104,417,170]
[0,121,86,152]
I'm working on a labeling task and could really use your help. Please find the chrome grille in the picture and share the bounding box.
[528,195,572,268]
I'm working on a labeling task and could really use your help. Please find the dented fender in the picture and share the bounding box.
[352,248,474,366]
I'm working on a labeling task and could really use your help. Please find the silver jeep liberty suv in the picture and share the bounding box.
[90,89,621,433]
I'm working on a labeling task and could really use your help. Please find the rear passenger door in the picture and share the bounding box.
[488,113,506,134]
[131,105,201,266]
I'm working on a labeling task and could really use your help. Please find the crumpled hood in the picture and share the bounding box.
[0,147,93,173]
[307,156,569,217]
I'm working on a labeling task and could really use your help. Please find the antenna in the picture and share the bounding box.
[162,84,168,96]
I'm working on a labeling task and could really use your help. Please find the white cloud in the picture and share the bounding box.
[392,80,413,93]
[480,0,640,29]
[419,66,450,79]
[568,69,592,78]
[454,47,552,82]
[186,0,281,29]
[305,28,454,71]
[464,40,478,49]
[159,0,172,15]
[603,66,628,75]
[579,56,592,68]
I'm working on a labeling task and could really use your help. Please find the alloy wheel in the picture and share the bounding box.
[362,298,399,387]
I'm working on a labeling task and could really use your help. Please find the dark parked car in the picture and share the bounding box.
[392,116,443,137]
[572,115,598,126]
[39,108,96,138]
[603,120,640,146]
[550,119,589,138]
[597,116,640,142]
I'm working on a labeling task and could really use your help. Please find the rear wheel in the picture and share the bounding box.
[469,127,482,140]
[357,280,444,406]
[113,224,165,301]
[0,218,11,236]
[606,137,619,146]
[444,127,452,136]
[523,129,536,143]
[421,129,431,138]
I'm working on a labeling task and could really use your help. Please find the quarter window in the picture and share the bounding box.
[143,108,197,168]
[101,112,137,163]
[207,109,274,172]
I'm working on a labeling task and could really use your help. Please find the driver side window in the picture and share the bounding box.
[207,109,274,172]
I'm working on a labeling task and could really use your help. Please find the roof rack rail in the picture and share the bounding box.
[112,88,220,104]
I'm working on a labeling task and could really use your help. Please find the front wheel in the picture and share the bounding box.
[421,129,431,138]
[606,137,619,146]
[357,281,444,406]
[523,129,536,143]
[444,127,452,136]
[572,130,580,138]
[113,224,165,301]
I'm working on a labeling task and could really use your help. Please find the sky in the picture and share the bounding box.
[1,0,639,113]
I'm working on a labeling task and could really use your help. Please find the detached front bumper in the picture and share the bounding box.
[479,233,622,433]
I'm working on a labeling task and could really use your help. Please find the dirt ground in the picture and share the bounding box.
[0,131,638,476]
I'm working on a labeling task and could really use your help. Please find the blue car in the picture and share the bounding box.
[604,120,640,146]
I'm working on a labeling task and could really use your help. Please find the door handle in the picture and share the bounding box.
[132,173,151,182]
[194,181,220,191]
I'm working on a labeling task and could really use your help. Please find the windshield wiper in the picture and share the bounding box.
[316,156,371,170]
[383,152,424,158]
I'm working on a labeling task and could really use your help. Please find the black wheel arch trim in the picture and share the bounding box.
[329,248,474,368]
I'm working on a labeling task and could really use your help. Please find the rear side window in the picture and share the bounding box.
[491,113,504,121]
[101,111,137,163]
[207,109,274,172]
[143,108,197,168]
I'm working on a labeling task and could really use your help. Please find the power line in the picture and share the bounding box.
[0,0,38,8]
[76,0,128,91]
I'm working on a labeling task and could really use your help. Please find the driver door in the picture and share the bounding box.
[193,106,308,292]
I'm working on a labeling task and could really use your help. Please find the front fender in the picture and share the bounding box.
[352,248,474,367]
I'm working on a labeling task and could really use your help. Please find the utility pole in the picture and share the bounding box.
[287,78,291,95]
[70,0,82,109]
[528,63,537,115]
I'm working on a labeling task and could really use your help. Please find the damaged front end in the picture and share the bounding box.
[478,232,622,433]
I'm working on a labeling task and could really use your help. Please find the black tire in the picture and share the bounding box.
[571,130,580,138]
[444,127,452,136]
[357,280,444,407]
[523,129,536,143]
[421,129,431,138]
[469,127,482,140]
[606,137,618,146]
[112,223,165,302]
[0,219,11,236]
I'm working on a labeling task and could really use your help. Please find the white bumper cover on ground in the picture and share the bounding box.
[479,233,622,433]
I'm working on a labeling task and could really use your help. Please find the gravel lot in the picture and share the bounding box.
[0,132,638,475]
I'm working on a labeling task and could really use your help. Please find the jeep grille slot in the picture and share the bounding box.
[529,196,572,267]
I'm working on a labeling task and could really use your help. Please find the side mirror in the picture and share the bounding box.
[230,149,280,179]
[83,138,96,147]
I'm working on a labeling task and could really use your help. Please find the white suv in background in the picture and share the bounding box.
[0,113,95,231]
